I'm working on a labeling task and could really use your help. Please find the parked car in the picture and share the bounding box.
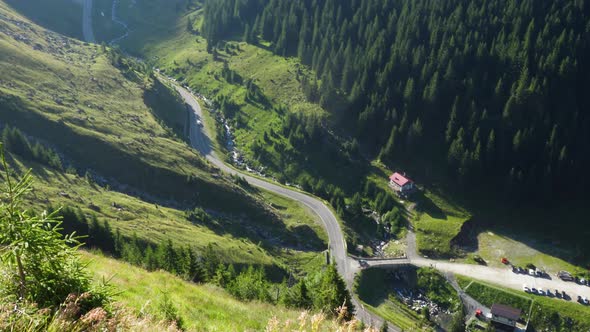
[523,285,531,293]
[583,297,589,305]
[475,309,483,318]
[536,270,548,278]
[529,269,536,276]
[537,288,545,295]
[557,270,574,281]
[555,289,561,298]
[531,287,538,294]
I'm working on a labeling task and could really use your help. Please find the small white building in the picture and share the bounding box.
[389,172,415,195]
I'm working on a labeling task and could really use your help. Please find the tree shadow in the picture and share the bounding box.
[453,202,590,270]
[413,191,446,220]
[192,206,326,255]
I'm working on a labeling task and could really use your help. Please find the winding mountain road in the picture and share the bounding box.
[170,80,590,328]
[173,82,397,329]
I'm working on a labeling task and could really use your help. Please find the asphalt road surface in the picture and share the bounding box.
[170,78,590,329]
[82,0,95,43]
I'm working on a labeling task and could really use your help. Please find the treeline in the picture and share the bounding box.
[203,0,590,201]
[53,205,353,318]
[2,125,63,170]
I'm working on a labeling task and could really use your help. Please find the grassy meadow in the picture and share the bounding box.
[6,153,327,277]
[83,251,304,331]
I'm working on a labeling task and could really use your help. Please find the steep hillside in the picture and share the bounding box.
[0,0,270,217]
[83,251,305,331]
[203,0,590,203]
[0,0,330,275]
[105,0,590,266]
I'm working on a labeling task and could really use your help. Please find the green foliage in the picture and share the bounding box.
[309,264,354,319]
[0,146,96,308]
[50,204,348,316]
[282,279,312,309]
[185,207,213,225]
[226,265,271,302]
[381,208,402,237]
[158,290,185,329]
[2,126,62,170]
[416,268,460,310]
[448,309,466,332]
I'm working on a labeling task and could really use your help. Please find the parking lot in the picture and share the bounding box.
[410,258,590,306]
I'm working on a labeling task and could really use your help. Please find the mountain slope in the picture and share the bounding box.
[0,0,330,274]
[203,0,590,202]
[0,0,268,216]
[83,251,304,331]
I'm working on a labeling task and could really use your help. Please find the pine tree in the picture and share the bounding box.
[0,146,94,307]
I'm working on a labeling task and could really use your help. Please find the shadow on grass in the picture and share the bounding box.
[413,191,446,220]
[453,202,590,270]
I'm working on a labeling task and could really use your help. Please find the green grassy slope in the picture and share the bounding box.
[101,0,389,256]
[0,1,266,215]
[2,142,330,287]
[114,0,364,193]
[0,0,327,274]
[83,251,303,331]
[100,0,590,275]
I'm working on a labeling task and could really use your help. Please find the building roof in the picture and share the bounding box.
[389,172,412,186]
[491,304,521,321]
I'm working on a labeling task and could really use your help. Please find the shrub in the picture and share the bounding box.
[0,145,102,308]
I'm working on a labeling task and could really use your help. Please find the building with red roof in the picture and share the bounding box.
[389,172,415,195]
